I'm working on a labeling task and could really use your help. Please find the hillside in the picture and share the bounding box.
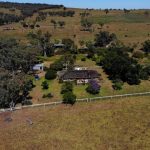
[0,2,150,107]
[0,4,150,48]
[0,96,150,149]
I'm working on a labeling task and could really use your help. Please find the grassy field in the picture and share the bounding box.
[0,8,150,47]
[0,96,150,150]
[30,55,150,103]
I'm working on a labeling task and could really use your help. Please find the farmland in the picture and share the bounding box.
[0,1,150,150]
[0,8,150,46]
[0,96,150,149]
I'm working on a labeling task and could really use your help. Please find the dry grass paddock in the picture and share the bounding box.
[0,8,150,48]
[0,96,150,150]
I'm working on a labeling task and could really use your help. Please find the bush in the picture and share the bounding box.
[36,24,40,28]
[42,93,53,98]
[63,91,76,105]
[112,80,124,90]
[22,100,32,106]
[86,80,100,94]
[61,82,73,94]
[81,57,86,61]
[45,69,57,80]
[132,51,144,59]
[139,67,150,80]
[41,81,49,89]
[142,40,150,54]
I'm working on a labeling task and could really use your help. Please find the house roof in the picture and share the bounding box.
[60,70,100,80]
[53,44,65,47]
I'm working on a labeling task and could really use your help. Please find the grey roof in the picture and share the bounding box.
[60,70,100,80]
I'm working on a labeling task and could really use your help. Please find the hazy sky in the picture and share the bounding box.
[2,0,150,9]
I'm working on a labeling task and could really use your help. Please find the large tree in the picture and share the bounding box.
[95,31,117,47]
[142,40,150,54]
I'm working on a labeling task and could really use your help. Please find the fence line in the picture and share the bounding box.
[0,92,150,113]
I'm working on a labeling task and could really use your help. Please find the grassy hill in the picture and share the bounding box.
[0,6,150,47]
[0,96,150,149]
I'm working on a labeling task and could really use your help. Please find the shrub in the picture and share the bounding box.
[139,66,150,80]
[63,91,76,105]
[132,51,144,59]
[61,82,73,94]
[81,57,86,61]
[86,80,100,94]
[112,80,124,90]
[22,100,32,106]
[142,40,150,54]
[45,69,57,80]
[36,24,40,28]
[42,93,53,98]
[41,81,49,89]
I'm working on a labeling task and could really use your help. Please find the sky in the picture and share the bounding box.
[1,0,150,9]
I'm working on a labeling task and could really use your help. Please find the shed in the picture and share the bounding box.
[33,64,44,71]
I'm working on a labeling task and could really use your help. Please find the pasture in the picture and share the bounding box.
[0,96,150,149]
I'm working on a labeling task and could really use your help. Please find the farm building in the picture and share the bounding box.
[59,70,100,84]
[74,66,88,71]
[53,43,65,48]
[32,64,44,71]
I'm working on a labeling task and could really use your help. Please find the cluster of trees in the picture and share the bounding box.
[21,21,40,29]
[0,2,63,18]
[95,31,117,47]
[98,46,150,85]
[61,82,76,105]
[86,80,101,94]
[28,31,78,56]
[62,38,77,53]
[80,12,90,17]
[0,12,23,25]
[27,31,54,57]
[37,10,75,19]
[123,9,130,14]
[0,2,63,25]
[142,40,150,54]
[77,31,150,88]
[51,19,65,29]
[50,54,76,72]
[0,38,39,108]
[81,18,93,31]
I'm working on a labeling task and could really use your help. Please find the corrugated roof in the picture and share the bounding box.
[61,70,100,80]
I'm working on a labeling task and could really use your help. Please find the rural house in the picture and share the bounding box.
[59,70,100,84]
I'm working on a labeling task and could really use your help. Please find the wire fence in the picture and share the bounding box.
[0,92,150,113]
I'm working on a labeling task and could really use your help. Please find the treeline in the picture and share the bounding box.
[37,10,75,21]
[84,31,150,87]
[0,12,23,25]
[0,38,40,108]
[0,2,63,25]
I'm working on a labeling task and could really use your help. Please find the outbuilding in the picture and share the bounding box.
[32,64,44,71]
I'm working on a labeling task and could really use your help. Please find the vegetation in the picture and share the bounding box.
[41,80,49,89]
[1,96,150,149]
[42,92,53,98]
[61,82,73,94]
[86,80,101,94]
[63,91,76,105]
[0,38,39,108]
[112,79,124,90]
[95,31,117,47]
[45,69,57,80]
[0,2,150,107]
[142,40,150,54]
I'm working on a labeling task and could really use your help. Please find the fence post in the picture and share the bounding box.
[87,98,88,102]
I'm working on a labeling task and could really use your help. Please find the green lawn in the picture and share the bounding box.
[89,13,150,24]
[30,55,150,102]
